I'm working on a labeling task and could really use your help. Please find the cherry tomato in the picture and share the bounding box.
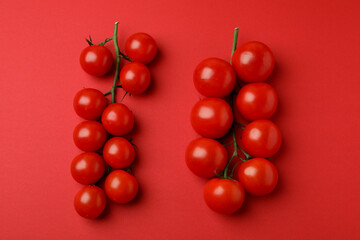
[74,186,106,219]
[185,138,228,178]
[104,170,138,204]
[73,88,108,120]
[73,121,108,152]
[101,103,134,136]
[71,152,106,185]
[193,58,236,98]
[236,82,278,121]
[242,120,282,158]
[120,62,151,94]
[80,45,113,77]
[232,41,275,83]
[204,178,245,214]
[103,137,135,169]
[125,33,157,64]
[191,98,233,139]
[236,158,278,196]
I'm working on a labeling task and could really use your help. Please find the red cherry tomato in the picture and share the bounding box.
[120,62,151,94]
[125,33,157,64]
[101,103,134,136]
[193,58,236,98]
[80,45,113,77]
[71,152,106,185]
[104,170,138,204]
[103,137,135,169]
[74,186,106,219]
[73,88,108,120]
[204,178,245,214]
[191,98,233,139]
[236,83,278,121]
[242,120,282,158]
[73,121,108,152]
[236,158,278,196]
[232,41,275,83]
[185,138,228,178]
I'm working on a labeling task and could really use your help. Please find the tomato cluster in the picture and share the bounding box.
[72,22,157,219]
[186,28,282,214]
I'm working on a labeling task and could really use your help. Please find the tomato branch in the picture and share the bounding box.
[221,27,252,179]
[104,22,134,102]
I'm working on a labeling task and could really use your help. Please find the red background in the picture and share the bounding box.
[1,0,359,239]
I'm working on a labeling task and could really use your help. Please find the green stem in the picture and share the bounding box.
[119,52,134,62]
[223,130,241,178]
[104,22,134,101]
[98,37,113,46]
[109,22,121,103]
[238,146,252,160]
[222,27,251,179]
[230,27,239,64]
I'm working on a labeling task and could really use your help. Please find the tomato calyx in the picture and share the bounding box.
[85,35,94,46]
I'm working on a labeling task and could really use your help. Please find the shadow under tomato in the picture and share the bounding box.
[95,197,111,220]
[266,61,283,86]
[146,48,164,68]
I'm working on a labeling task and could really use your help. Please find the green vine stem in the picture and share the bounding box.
[101,22,134,102]
[223,129,243,178]
[221,27,252,179]
[119,52,134,62]
[109,22,121,103]
[98,38,113,46]
[230,27,239,64]
[90,22,137,187]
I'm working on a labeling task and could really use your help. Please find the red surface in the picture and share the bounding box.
[0,0,360,239]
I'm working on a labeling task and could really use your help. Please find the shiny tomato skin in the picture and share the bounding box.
[242,120,282,158]
[204,178,245,214]
[71,152,106,185]
[101,103,135,136]
[232,41,275,83]
[236,158,278,196]
[120,62,151,94]
[103,137,135,169]
[73,88,108,120]
[236,82,278,121]
[191,98,233,139]
[73,121,108,152]
[193,58,236,98]
[104,170,138,204]
[80,45,113,77]
[125,33,157,64]
[185,138,228,178]
[74,186,106,219]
